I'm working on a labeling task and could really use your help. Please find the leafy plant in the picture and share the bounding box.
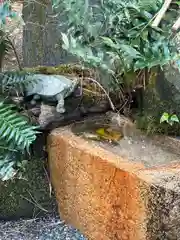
[160,112,179,126]
[52,0,180,137]
[0,72,39,181]
[134,84,180,135]
[52,0,179,110]
[0,70,36,94]
[53,0,178,72]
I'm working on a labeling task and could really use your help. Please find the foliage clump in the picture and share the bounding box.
[0,71,39,181]
[53,0,178,76]
[52,0,180,134]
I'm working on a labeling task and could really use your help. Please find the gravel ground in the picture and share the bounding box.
[0,215,87,240]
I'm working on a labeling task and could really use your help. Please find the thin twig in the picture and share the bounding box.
[21,192,49,213]
[117,98,129,114]
[84,77,116,111]
[43,164,52,198]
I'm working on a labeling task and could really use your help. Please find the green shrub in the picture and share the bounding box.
[52,0,180,133]
[52,0,179,83]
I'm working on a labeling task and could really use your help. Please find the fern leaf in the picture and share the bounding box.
[0,149,27,181]
[0,154,16,181]
[0,101,39,151]
[0,71,36,94]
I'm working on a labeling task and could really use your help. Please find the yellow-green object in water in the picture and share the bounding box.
[96,127,122,142]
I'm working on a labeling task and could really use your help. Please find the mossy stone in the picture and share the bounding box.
[0,156,57,220]
[136,67,180,136]
[23,64,92,77]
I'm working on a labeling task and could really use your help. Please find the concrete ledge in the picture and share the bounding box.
[48,127,180,240]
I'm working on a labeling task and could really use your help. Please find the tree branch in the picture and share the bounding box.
[152,0,172,28]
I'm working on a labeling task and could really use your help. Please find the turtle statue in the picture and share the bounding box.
[25,74,79,113]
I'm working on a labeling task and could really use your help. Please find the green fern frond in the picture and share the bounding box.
[0,99,39,181]
[0,152,17,181]
[0,71,36,93]
[0,101,39,151]
[0,150,27,181]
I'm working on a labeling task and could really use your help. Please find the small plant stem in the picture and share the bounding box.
[84,77,116,111]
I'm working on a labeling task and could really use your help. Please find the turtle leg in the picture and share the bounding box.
[30,94,40,105]
[56,94,65,113]
[33,94,41,101]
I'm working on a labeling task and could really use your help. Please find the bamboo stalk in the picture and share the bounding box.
[152,0,172,27]
[172,16,180,31]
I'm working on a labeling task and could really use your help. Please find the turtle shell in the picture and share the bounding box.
[26,74,77,97]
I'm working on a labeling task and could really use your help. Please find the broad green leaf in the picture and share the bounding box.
[119,44,141,59]
[101,37,118,49]
[170,114,179,123]
[160,112,169,123]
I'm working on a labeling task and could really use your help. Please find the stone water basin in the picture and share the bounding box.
[48,116,180,240]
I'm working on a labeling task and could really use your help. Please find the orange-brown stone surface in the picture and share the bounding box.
[48,127,180,240]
